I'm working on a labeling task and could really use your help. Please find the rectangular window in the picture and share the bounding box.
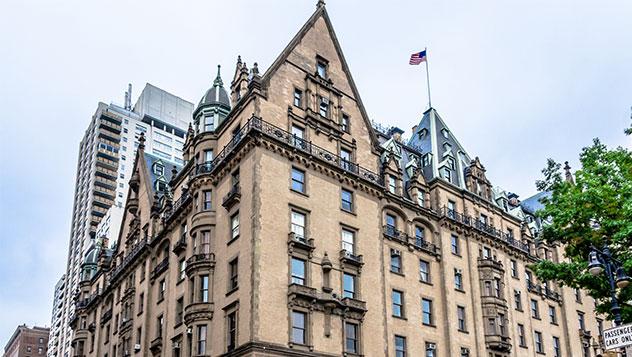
[419,260,430,283]
[442,167,452,182]
[534,331,544,353]
[390,249,402,274]
[425,342,436,357]
[578,311,585,330]
[510,259,518,278]
[200,275,209,302]
[518,324,526,347]
[158,279,166,301]
[392,290,404,317]
[291,311,307,345]
[394,335,406,357]
[291,258,306,285]
[179,258,186,281]
[341,114,350,133]
[229,258,239,290]
[343,273,355,299]
[422,298,433,325]
[531,299,539,319]
[414,226,425,246]
[290,210,306,241]
[340,148,352,171]
[319,96,329,118]
[197,325,207,355]
[293,89,302,107]
[451,234,460,255]
[457,305,466,331]
[204,116,214,132]
[202,190,212,210]
[454,269,463,290]
[388,175,396,193]
[156,315,164,338]
[514,290,522,310]
[291,167,305,193]
[291,125,305,149]
[344,322,358,353]
[138,292,144,313]
[227,312,237,351]
[317,60,327,78]
[200,231,210,254]
[341,189,353,212]
[231,213,240,240]
[175,297,184,325]
[553,336,561,357]
[549,305,557,324]
[341,229,355,254]
[482,246,492,259]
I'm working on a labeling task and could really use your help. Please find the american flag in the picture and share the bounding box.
[409,50,427,65]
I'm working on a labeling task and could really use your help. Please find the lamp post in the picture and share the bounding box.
[587,246,630,326]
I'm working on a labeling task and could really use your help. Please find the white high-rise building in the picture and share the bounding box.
[47,275,65,357]
[51,83,193,357]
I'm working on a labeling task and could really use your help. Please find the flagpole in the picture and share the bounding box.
[425,47,432,109]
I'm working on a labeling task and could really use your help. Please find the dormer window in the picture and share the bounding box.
[155,180,167,192]
[442,167,452,182]
[422,153,431,167]
[319,97,329,118]
[441,128,449,138]
[418,128,428,139]
[154,163,164,176]
[388,175,397,194]
[447,157,455,169]
[443,142,452,152]
[317,59,328,78]
[204,115,214,132]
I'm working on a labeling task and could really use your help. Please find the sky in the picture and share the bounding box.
[0,0,631,346]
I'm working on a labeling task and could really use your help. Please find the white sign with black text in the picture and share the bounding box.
[603,323,632,350]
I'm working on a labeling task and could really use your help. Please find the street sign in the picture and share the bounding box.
[603,323,632,350]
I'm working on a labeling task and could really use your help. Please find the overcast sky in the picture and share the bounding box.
[1,0,631,345]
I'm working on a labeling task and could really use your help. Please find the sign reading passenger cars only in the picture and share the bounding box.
[603,323,632,350]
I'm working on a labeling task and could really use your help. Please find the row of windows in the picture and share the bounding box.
[291,167,355,213]
[290,310,360,353]
[291,89,350,133]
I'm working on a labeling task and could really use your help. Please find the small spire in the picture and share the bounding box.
[564,161,575,184]
[138,132,146,150]
[251,62,259,76]
[237,55,242,65]
[317,0,325,8]
[213,64,224,87]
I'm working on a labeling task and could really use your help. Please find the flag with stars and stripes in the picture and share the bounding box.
[409,50,427,65]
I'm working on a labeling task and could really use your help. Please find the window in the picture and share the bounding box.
[291,167,305,193]
[414,226,425,246]
[422,298,433,325]
[158,279,166,301]
[457,305,466,331]
[451,234,460,255]
[447,157,455,169]
[293,89,302,107]
[575,288,582,303]
[341,114,350,133]
[27,347,32,352]
[341,189,353,212]
[514,290,522,310]
[442,167,452,182]
[200,275,209,302]
[392,290,404,317]
[291,311,307,345]
[291,258,306,285]
[204,150,213,165]
[531,299,540,319]
[290,210,306,241]
[229,258,239,290]
[388,175,396,193]
[227,311,237,351]
[231,213,240,240]
[156,315,164,338]
[334,271,351,299]
[175,297,184,325]
[425,343,436,357]
[385,213,396,230]
[344,322,358,353]
[138,292,144,313]
[319,96,329,117]
[534,331,544,353]
[39,338,44,345]
[179,258,186,281]
[341,229,355,254]
[340,148,352,171]
[447,200,456,217]
[390,249,402,274]
[317,60,327,78]
[526,270,533,285]
[510,259,518,278]
[419,260,430,283]
[553,336,561,357]
[494,278,501,298]
[394,335,406,357]
[578,311,586,330]
[517,324,526,347]
[454,269,463,290]
[204,115,214,132]
[197,325,207,355]
[202,190,212,210]
[549,305,557,324]
[200,231,210,254]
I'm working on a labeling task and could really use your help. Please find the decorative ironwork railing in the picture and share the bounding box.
[110,238,148,281]
[382,225,439,256]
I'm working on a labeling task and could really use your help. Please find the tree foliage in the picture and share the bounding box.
[532,132,632,323]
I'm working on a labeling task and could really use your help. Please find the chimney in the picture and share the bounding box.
[412,125,418,134]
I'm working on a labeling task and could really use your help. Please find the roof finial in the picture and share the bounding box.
[564,161,575,184]
[317,0,325,8]
[213,64,224,87]
[138,132,146,150]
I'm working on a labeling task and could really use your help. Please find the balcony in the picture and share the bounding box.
[382,225,439,257]
[172,237,187,254]
[183,302,214,325]
[287,233,315,257]
[119,318,132,333]
[151,258,168,280]
[341,297,367,313]
[339,249,363,267]
[579,329,592,339]
[383,225,407,244]
[165,191,192,223]
[100,309,112,325]
[185,253,216,275]
[222,184,241,210]
[485,334,512,352]
[109,238,148,282]
[478,257,504,272]
[288,283,318,301]
[149,337,163,354]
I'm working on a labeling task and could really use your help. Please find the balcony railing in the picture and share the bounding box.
[287,233,315,254]
[189,116,383,187]
[165,191,192,222]
[340,249,363,266]
[172,237,187,254]
[151,258,169,279]
[382,225,439,256]
[222,184,241,209]
[440,206,531,254]
[110,238,148,281]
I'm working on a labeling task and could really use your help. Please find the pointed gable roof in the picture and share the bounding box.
[261,3,379,148]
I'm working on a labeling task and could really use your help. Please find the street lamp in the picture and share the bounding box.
[588,245,631,326]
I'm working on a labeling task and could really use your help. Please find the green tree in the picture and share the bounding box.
[532,132,632,323]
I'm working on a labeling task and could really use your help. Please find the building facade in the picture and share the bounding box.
[3,326,50,357]
[53,84,193,357]
[48,275,66,357]
[70,3,609,357]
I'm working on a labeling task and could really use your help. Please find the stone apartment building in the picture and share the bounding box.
[3,325,50,357]
[69,3,609,357]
